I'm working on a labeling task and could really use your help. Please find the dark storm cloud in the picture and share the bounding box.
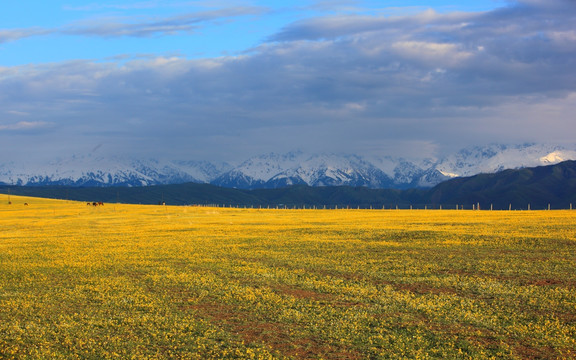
[1,0,575,161]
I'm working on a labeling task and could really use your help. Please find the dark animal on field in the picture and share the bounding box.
[98,202,104,206]
[24,203,28,206]
[87,202,91,206]
[92,202,97,206]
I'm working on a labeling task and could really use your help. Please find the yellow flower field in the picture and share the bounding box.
[0,194,575,359]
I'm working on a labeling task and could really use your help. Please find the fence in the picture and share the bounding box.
[186,203,575,211]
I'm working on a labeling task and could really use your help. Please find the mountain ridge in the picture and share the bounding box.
[428,159,576,209]
[1,160,575,210]
[1,143,575,189]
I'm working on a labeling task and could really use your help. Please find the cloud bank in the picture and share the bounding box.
[1,0,575,162]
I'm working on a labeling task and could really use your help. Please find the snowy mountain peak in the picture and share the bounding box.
[540,150,576,164]
[212,152,394,189]
[1,143,575,189]
[435,143,576,177]
[0,156,223,187]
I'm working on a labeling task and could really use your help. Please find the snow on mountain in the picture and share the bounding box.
[435,143,576,177]
[540,150,576,164]
[267,153,394,188]
[0,155,210,186]
[1,143,575,188]
[366,156,449,188]
[213,151,305,187]
[212,152,394,189]
[172,160,232,183]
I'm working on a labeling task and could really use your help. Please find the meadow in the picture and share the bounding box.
[0,195,575,359]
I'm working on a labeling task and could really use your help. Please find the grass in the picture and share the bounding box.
[0,195,575,359]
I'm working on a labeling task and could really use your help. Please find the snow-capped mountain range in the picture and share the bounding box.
[1,144,575,189]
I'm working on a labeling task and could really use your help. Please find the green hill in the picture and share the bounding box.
[426,160,576,209]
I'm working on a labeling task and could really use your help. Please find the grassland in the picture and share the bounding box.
[0,195,575,359]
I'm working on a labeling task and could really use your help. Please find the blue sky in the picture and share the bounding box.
[1,0,575,163]
[1,0,501,66]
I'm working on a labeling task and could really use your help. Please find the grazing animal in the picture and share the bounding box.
[24,203,28,206]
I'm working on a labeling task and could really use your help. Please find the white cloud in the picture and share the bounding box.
[391,41,472,66]
[0,0,575,162]
[548,31,576,43]
[63,1,164,11]
[0,121,52,131]
[0,6,267,43]
[0,28,52,44]
[5,110,30,116]
[62,6,266,38]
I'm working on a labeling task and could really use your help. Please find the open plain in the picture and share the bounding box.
[0,195,575,359]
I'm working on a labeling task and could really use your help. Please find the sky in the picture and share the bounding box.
[1,0,575,163]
